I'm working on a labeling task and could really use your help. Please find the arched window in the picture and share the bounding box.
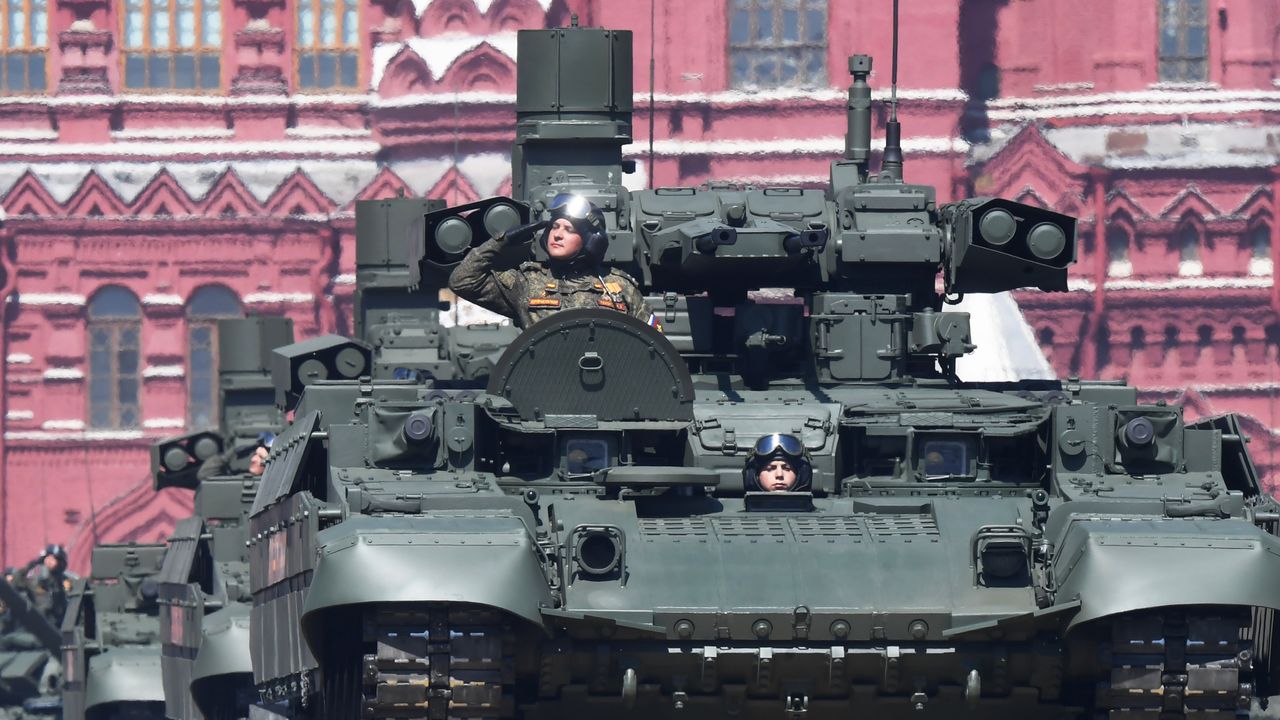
[122,0,222,90]
[1159,0,1208,82]
[1248,224,1273,276]
[186,285,242,429]
[1106,225,1131,277]
[1176,223,1202,276]
[296,0,358,90]
[0,0,47,93]
[87,286,141,429]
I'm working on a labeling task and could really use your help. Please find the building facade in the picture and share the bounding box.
[0,0,1275,570]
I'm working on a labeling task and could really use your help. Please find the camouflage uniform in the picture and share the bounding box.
[448,236,659,329]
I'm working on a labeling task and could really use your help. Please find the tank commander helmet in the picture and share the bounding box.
[38,544,68,572]
[743,433,812,492]
[541,193,609,265]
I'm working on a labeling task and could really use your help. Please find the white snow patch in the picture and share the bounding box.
[621,159,648,193]
[19,293,86,306]
[372,33,519,89]
[94,162,165,204]
[143,417,185,429]
[1178,260,1204,277]
[111,127,235,141]
[0,139,380,159]
[407,0,552,19]
[42,419,85,430]
[297,159,382,206]
[166,163,230,201]
[6,353,31,364]
[953,292,1056,382]
[630,135,967,157]
[5,430,146,441]
[387,157,453,196]
[5,409,33,420]
[43,368,84,380]
[1107,260,1133,278]
[1249,257,1273,277]
[332,273,356,285]
[0,129,58,141]
[285,126,374,139]
[143,365,185,378]
[0,164,33,200]
[230,162,304,204]
[142,293,184,306]
[1066,275,1275,292]
[29,165,92,204]
[456,153,510,197]
[244,292,315,304]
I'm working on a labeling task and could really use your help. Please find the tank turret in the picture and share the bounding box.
[242,17,1280,720]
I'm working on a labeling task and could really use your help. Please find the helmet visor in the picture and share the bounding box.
[548,193,594,221]
[753,433,804,458]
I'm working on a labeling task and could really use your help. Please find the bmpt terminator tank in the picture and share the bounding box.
[246,18,1280,720]
[151,316,295,720]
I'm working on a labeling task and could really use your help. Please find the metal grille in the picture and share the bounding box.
[638,518,710,537]
[714,517,789,538]
[789,516,863,542]
[865,515,939,540]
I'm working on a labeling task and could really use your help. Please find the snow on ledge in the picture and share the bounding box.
[5,410,33,420]
[143,365,185,378]
[285,126,374,140]
[142,293,184,306]
[19,293,86,306]
[111,127,235,141]
[6,353,32,364]
[5,430,146,441]
[332,273,356,285]
[42,419,85,431]
[631,135,968,158]
[1066,275,1275,292]
[143,418,185,429]
[244,292,315,304]
[371,33,519,89]
[43,368,84,380]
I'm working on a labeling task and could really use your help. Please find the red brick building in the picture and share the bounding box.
[0,0,1275,571]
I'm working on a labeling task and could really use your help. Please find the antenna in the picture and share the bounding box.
[648,0,656,189]
[880,0,904,181]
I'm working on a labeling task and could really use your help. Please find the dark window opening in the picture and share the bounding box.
[1159,0,1209,82]
[728,0,827,89]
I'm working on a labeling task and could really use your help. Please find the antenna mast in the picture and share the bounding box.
[881,0,904,181]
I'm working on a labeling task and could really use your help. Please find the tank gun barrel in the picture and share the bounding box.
[0,575,62,655]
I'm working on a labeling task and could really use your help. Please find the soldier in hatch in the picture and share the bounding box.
[449,193,661,330]
[196,431,273,482]
[744,433,813,492]
[22,544,75,623]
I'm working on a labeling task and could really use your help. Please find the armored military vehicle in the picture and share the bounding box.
[0,575,62,718]
[247,18,1280,720]
[151,317,295,720]
[61,542,167,720]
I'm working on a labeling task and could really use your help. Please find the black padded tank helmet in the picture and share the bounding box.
[742,433,812,491]
[542,193,609,265]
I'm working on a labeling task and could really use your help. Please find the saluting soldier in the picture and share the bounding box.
[448,193,661,330]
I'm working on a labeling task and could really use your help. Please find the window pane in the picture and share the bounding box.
[317,52,336,88]
[150,54,171,87]
[1254,227,1271,259]
[1186,0,1206,23]
[339,52,356,87]
[9,4,25,47]
[119,406,138,429]
[174,53,195,88]
[152,4,171,47]
[805,8,824,43]
[28,53,43,91]
[298,3,314,46]
[6,55,23,91]
[177,0,196,48]
[125,54,146,87]
[731,53,749,84]
[298,53,314,88]
[203,0,221,46]
[1185,26,1206,56]
[125,0,144,48]
[199,54,219,89]
[342,3,357,46]
[32,0,47,45]
[730,9,749,43]
[754,8,773,42]
[320,6,337,45]
[89,287,140,318]
[781,9,799,41]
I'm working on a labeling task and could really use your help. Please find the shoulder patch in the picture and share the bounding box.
[528,297,561,308]
[604,281,623,294]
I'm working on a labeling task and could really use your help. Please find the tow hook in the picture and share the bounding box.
[785,693,809,718]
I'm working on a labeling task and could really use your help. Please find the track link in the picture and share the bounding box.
[362,606,515,720]
[1099,609,1252,720]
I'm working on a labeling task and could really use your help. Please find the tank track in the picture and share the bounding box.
[362,606,515,720]
[1098,609,1252,720]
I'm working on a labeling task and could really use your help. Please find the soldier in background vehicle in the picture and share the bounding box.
[744,434,812,492]
[22,544,74,624]
[196,431,274,482]
[449,193,661,330]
